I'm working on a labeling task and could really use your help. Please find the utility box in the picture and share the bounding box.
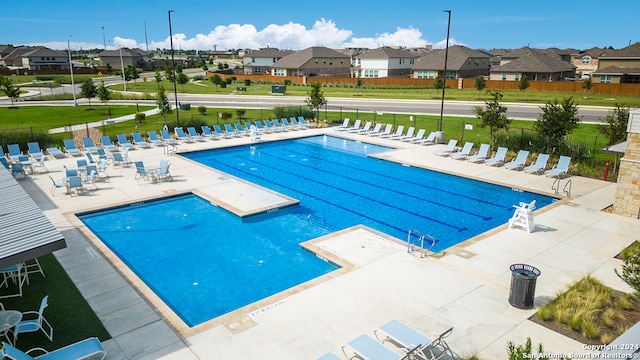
[179,103,191,110]
[271,85,286,95]
[508,264,540,309]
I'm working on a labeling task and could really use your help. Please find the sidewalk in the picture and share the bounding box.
[48,107,160,134]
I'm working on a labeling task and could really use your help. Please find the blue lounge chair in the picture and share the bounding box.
[27,142,45,160]
[62,139,82,156]
[174,127,195,142]
[342,334,402,360]
[253,121,270,133]
[116,134,133,150]
[298,116,314,129]
[224,123,241,137]
[8,144,22,161]
[82,137,99,152]
[278,118,296,130]
[524,153,550,174]
[0,157,9,170]
[132,132,151,148]
[545,155,571,178]
[1,337,106,360]
[100,136,118,151]
[374,320,454,360]
[264,119,284,132]
[212,124,232,138]
[46,147,66,159]
[159,129,178,145]
[187,127,206,141]
[199,126,219,140]
[485,147,508,166]
[234,123,250,135]
[111,152,127,166]
[504,150,530,170]
[466,144,490,163]
[147,131,164,146]
[450,142,475,159]
[434,139,458,156]
[96,148,110,162]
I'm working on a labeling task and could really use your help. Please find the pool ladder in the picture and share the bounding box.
[164,143,178,156]
[407,229,436,258]
[551,177,572,197]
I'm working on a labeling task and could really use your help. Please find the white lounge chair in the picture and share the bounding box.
[504,150,530,170]
[403,129,426,142]
[524,153,550,174]
[342,334,405,360]
[374,320,454,360]
[346,119,362,132]
[434,139,458,156]
[450,142,474,159]
[466,144,490,163]
[545,156,571,178]
[382,125,405,139]
[370,124,392,137]
[485,147,508,166]
[415,131,437,145]
[362,123,383,136]
[395,127,416,141]
[353,121,373,134]
[334,118,350,131]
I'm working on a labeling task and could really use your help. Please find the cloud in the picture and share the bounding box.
[344,27,428,48]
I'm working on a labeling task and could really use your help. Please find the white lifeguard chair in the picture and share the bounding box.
[508,200,536,233]
[249,125,261,141]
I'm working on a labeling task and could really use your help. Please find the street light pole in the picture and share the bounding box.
[437,10,452,143]
[101,26,107,50]
[119,47,127,91]
[67,35,77,107]
[168,9,180,126]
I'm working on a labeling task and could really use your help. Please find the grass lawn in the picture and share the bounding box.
[0,254,110,352]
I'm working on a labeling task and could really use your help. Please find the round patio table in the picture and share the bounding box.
[0,310,22,345]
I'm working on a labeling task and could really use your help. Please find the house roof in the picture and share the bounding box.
[592,66,640,75]
[99,48,150,57]
[272,46,350,68]
[359,47,419,59]
[491,47,575,72]
[22,47,67,58]
[571,47,608,59]
[245,48,294,58]
[0,167,66,268]
[601,42,640,58]
[413,45,489,70]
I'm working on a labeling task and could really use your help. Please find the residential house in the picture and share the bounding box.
[488,47,576,81]
[0,45,16,67]
[243,48,293,75]
[571,47,607,78]
[0,46,69,71]
[270,46,351,77]
[592,42,640,84]
[412,45,490,79]
[98,48,151,69]
[353,46,419,78]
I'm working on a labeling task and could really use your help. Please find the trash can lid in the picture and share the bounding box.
[510,263,541,277]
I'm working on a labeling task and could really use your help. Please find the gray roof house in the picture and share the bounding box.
[98,48,151,69]
[411,45,490,79]
[0,46,69,71]
[571,47,608,78]
[243,48,294,75]
[270,46,351,77]
[489,47,576,81]
[592,42,640,84]
[353,47,419,78]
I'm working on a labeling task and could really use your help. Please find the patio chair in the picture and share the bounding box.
[545,156,571,178]
[159,129,178,145]
[185,127,205,141]
[135,164,156,184]
[342,334,405,360]
[1,157,10,170]
[82,170,98,190]
[524,153,550,174]
[11,163,26,179]
[371,124,393,137]
[466,144,490,163]
[156,159,173,181]
[132,132,151,148]
[7,144,22,161]
[62,139,80,157]
[200,126,220,140]
[147,131,164,146]
[174,127,195,142]
[100,135,118,151]
[1,337,106,360]
[249,125,261,141]
[484,147,508,166]
[504,150,530,170]
[374,320,454,360]
[48,175,66,196]
[434,139,458,156]
[97,159,109,178]
[382,125,405,139]
[14,295,53,344]
[31,155,48,173]
[116,134,134,150]
[82,137,99,153]
[27,142,45,160]
[46,147,66,159]
[0,263,27,299]
[66,175,83,196]
[450,142,474,159]
[334,118,350,130]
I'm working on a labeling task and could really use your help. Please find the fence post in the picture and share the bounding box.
[85,123,90,138]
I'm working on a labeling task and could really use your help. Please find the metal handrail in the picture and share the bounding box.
[563,179,572,197]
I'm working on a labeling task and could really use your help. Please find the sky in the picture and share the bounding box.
[1,0,637,52]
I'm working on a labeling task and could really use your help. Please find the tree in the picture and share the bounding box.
[210,74,223,91]
[473,90,510,148]
[534,97,581,148]
[582,77,593,96]
[305,82,326,120]
[155,85,171,119]
[474,76,486,99]
[124,65,140,82]
[96,81,111,117]
[616,251,640,297]
[236,109,246,120]
[597,103,630,145]
[176,73,189,91]
[164,65,175,83]
[154,70,164,84]
[518,75,530,100]
[507,337,549,360]
[80,80,97,109]
[0,75,20,108]
[433,76,444,90]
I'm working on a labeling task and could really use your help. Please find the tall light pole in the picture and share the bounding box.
[67,35,77,107]
[437,10,451,144]
[101,26,107,50]
[168,9,180,126]
[119,47,127,91]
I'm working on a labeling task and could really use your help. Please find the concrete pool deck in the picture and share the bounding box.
[18,127,639,359]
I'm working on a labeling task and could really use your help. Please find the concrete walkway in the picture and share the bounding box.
[18,128,639,359]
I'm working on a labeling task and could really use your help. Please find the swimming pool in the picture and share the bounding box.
[184,135,557,250]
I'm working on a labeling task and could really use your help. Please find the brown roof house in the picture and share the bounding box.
[98,48,151,69]
[270,46,351,77]
[353,47,419,78]
[243,48,294,75]
[411,45,490,79]
[592,42,640,84]
[489,47,576,81]
[0,46,69,71]
[571,47,608,78]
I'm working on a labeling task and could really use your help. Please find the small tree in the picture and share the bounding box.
[598,103,630,145]
[518,75,530,100]
[154,70,164,84]
[616,252,640,297]
[582,77,593,96]
[305,82,326,120]
[124,65,140,82]
[80,80,97,109]
[96,81,111,117]
[155,85,171,119]
[134,112,146,124]
[236,109,246,120]
[507,337,549,360]
[164,65,175,83]
[474,76,486,99]
[197,106,207,115]
[473,90,511,148]
[244,79,251,86]
[534,97,581,151]
[177,73,189,91]
[210,74,223,91]
[0,75,20,108]
[433,76,444,90]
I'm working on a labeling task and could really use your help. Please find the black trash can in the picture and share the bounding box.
[179,103,191,110]
[508,264,541,309]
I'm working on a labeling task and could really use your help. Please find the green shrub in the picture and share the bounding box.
[134,112,146,123]
[507,337,548,360]
[244,79,251,86]
[273,105,315,120]
[197,106,207,115]
[0,130,57,152]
